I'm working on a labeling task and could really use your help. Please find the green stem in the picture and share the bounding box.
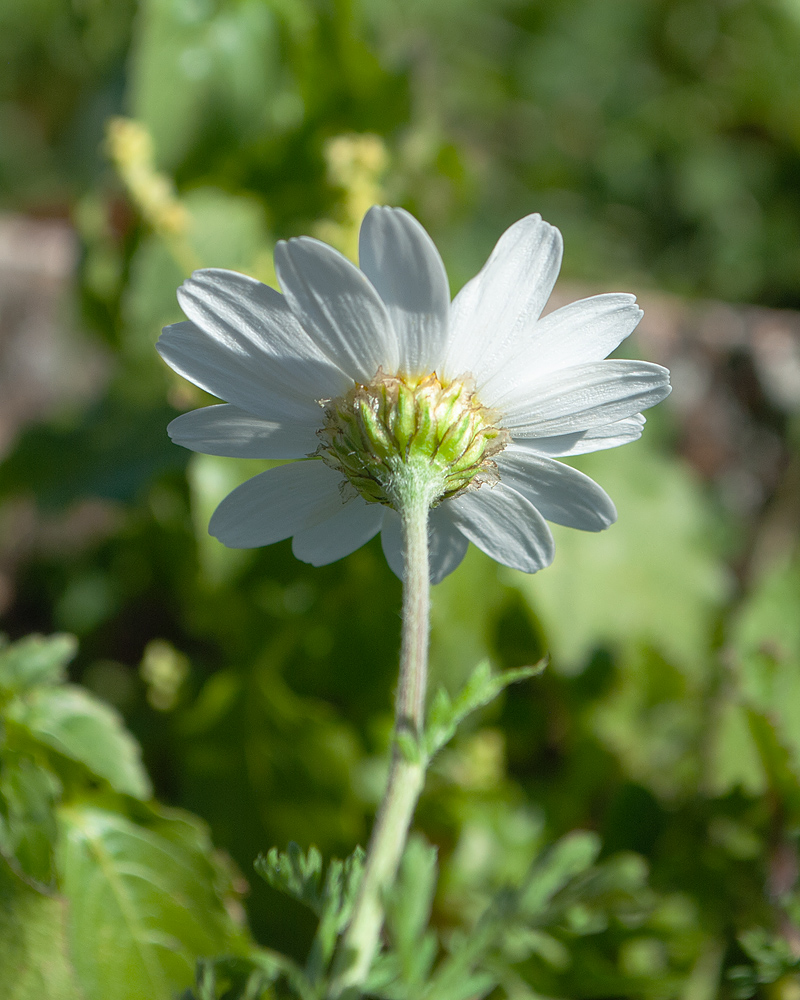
[328,488,431,997]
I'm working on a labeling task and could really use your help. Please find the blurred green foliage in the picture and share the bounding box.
[0,635,249,999]
[2,0,800,996]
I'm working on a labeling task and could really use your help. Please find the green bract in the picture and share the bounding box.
[317,372,506,508]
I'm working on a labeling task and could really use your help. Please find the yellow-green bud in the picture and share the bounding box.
[317,371,507,509]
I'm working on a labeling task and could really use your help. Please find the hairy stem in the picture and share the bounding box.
[328,488,431,997]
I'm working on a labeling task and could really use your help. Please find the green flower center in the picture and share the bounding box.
[317,371,507,509]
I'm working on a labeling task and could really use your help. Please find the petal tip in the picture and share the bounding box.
[597,500,618,531]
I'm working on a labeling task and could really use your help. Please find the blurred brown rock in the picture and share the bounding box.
[0,213,108,457]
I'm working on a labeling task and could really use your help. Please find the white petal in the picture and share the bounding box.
[167,404,319,459]
[429,505,470,583]
[159,321,320,423]
[165,269,349,417]
[275,237,398,383]
[480,293,642,406]
[514,414,646,458]
[208,460,344,549]
[292,494,384,566]
[442,214,563,386]
[445,482,555,574]
[496,447,616,531]
[379,506,469,582]
[359,206,450,376]
[501,360,671,438]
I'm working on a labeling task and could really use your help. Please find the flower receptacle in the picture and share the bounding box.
[318,371,506,511]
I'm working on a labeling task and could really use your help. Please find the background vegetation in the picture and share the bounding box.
[2,0,800,997]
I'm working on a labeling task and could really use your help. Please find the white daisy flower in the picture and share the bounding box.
[157,207,671,583]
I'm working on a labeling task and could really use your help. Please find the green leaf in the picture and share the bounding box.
[745,710,800,820]
[0,634,77,696]
[189,954,280,1000]
[58,804,248,1000]
[0,856,83,1000]
[384,835,439,992]
[518,830,602,919]
[423,833,600,1000]
[188,949,317,1000]
[424,958,498,1000]
[425,659,545,759]
[0,750,61,890]
[704,698,767,798]
[734,927,800,987]
[706,555,800,799]
[255,842,366,986]
[255,842,325,915]
[307,847,366,984]
[425,831,641,1000]
[539,850,652,932]
[130,0,281,169]
[497,927,570,969]
[729,556,800,784]
[7,684,151,799]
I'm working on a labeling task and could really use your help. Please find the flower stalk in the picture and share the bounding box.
[328,485,432,997]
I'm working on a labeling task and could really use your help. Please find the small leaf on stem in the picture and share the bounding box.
[425,658,547,759]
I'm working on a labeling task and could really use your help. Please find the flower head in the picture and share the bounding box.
[157,207,671,582]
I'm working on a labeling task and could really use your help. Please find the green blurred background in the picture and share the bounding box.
[2,0,800,996]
